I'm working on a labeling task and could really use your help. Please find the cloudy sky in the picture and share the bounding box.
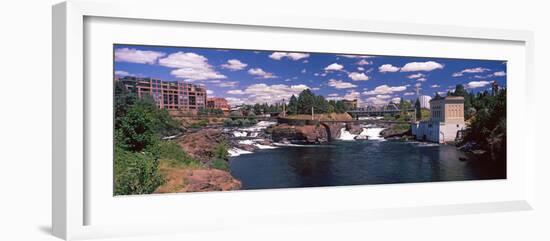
[114,44,507,107]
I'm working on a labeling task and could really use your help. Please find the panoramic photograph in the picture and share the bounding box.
[113,44,507,195]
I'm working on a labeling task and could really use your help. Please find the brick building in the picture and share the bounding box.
[207,97,231,112]
[117,76,207,111]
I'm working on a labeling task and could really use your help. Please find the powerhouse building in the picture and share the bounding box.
[411,95,466,143]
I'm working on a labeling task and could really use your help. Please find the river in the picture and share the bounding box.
[227,122,506,190]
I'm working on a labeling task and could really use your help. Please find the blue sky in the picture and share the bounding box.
[114,44,507,106]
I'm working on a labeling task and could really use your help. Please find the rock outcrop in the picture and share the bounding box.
[271,124,329,144]
[155,167,241,193]
[176,129,227,164]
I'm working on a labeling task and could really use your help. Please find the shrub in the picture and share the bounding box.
[211,158,229,171]
[114,147,164,195]
[158,141,199,167]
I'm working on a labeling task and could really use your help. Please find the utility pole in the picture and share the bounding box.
[311,106,314,120]
[282,98,286,117]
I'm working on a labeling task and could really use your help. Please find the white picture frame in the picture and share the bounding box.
[52,0,536,240]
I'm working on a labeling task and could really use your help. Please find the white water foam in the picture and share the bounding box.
[254,144,278,149]
[233,131,248,137]
[337,128,357,141]
[228,147,253,157]
[361,127,385,140]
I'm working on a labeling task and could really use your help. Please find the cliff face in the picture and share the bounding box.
[271,124,329,144]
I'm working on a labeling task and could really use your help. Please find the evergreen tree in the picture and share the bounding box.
[288,95,298,115]
[415,98,422,120]
[297,89,315,114]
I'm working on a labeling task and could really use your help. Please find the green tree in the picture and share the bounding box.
[115,100,158,152]
[297,89,315,114]
[415,98,422,120]
[288,95,298,115]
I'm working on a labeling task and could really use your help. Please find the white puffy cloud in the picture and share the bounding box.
[241,83,311,104]
[416,77,427,82]
[169,68,227,81]
[407,73,425,79]
[400,61,444,72]
[348,72,370,81]
[376,94,392,99]
[431,84,440,88]
[344,90,361,100]
[324,63,344,71]
[301,69,307,74]
[328,79,357,89]
[114,48,166,64]
[226,97,246,106]
[466,80,491,89]
[452,67,490,77]
[357,67,365,71]
[493,71,506,77]
[365,96,390,106]
[269,52,310,61]
[227,89,245,95]
[206,90,214,95]
[404,92,415,96]
[221,59,248,71]
[378,64,400,73]
[247,68,277,79]
[217,81,238,87]
[357,59,373,65]
[115,70,132,76]
[391,97,402,104]
[363,84,407,95]
[159,52,226,80]
[328,93,339,97]
[338,55,374,59]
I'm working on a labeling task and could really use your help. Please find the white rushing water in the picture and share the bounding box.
[232,131,248,137]
[228,147,253,157]
[361,127,385,140]
[338,128,357,141]
[337,127,385,141]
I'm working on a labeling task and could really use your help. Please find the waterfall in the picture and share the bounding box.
[360,127,385,140]
[337,128,357,141]
[338,127,385,141]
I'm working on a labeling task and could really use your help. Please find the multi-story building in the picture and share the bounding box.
[207,97,231,112]
[342,99,358,110]
[418,95,432,109]
[118,76,207,111]
[411,95,466,143]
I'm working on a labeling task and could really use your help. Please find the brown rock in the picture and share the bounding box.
[155,166,241,193]
[177,129,226,163]
[271,124,329,144]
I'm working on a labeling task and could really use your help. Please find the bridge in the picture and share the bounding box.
[346,104,415,119]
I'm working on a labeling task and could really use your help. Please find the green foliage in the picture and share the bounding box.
[198,108,224,116]
[114,147,164,195]
[211,158,230,171]
[415,98,422,120]
[288,95,298,115]
[115,100,158,152]
[189,119,209,128]
[113,82,187,195]
[213,142,229,160]
[158,141,199,166]
[210,142,230,170]
[297,89,316,114]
